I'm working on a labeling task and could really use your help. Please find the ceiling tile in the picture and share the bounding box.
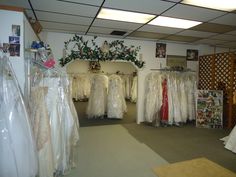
[210,13,236,26]
[210,34,236,41]
[194,39,227,45]
[163,4,226,22]
[103,0,175,15]
[177,30,217,38]
[224,30,236,36]
[92,19,142,31]
[0,0,30,8]
[138,25,183,34]
[164,35,202,42]
[190,23,236,33]
[57,0,103,6]
[26,10,93,25]
[221,41,236,48]
[40,21,89,33]
[128,31,168,39]
[30,0,99,17]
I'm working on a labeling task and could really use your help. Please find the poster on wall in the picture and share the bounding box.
[9,36,20,44]
[12,25,20,36]
[196,90,223,129]
[156,43,166,58]
[186,49,198,61]
[9,44,20,57]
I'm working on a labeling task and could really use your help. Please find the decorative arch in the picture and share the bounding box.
[59,34,145,68]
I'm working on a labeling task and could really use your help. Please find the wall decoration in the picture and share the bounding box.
[167,55,187,68]
[59,35,144,68]
[9,36,20,44]
[196,90,223,129]
[89,61,101,72]
[156,43,166,58]
[186,49,198,61]
[9,44,20,56]
[12,25,20,36]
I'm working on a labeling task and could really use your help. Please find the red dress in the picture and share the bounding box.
[161,79,168,123]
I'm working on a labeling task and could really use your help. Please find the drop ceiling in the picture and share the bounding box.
[1,0,236,48]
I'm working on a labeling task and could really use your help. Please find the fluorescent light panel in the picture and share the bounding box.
[149,16,202,29]
[97,8,155,24]
[182,0,236,12]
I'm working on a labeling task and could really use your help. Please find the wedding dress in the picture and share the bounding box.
[0,56,38,177]
[222,125,236,153]
[87,74,108,118]
[107,74,127,119]
[131,76,137,103]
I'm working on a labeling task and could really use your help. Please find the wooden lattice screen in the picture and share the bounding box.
[199,52,236,128]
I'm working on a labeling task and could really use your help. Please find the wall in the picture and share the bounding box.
[0,9,24,91]
[0,9,38,94]
[41,31,230,123]
[67,60,136,74]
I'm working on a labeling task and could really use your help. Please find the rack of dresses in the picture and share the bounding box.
[144,70,197,126]
[0,55,38,177]
[30,60,79,176]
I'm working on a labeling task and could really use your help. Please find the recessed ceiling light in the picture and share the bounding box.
[182,0,236,12]
[148,16,202,29]
[97,8,155,24]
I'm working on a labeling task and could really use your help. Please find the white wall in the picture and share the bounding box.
[0,9,38,94]
[0,9,24,91]
[41,31,230,123]
[67,60,136,74]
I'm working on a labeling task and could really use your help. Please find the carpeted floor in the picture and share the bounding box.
[73,100,236,173]
[65,125,168,177]
[73,100,136,127]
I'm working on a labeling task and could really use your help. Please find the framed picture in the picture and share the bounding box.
[156,43,166,58]
[12,25,20,36]
[9,44,20,56]
[186,49,198,61]
[196,90,223,129]
[9,36,20,44]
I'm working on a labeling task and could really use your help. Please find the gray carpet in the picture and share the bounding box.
[65,125,168,177]
[73,101,236,173]
[73,101,136,127]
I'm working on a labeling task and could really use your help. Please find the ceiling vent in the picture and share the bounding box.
[110,30,127,36]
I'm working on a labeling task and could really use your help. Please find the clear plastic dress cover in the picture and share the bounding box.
[72,74,91,101]
[223,125,236,153]
[107,75,127,119]
[87,74,108,118]
[0,56,38,177]
[131,76,137,102]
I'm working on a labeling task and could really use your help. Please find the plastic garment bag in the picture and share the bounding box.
[0,56,38,177]
[107,75,127,119]
[131,76,137,103]
[223,125,236,153]
[87,74,108,118]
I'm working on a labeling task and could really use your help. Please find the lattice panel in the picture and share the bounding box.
[214,53,231,103]
[198,55,213,89]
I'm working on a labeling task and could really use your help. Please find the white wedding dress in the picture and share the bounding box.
[222,125,236,153]
[131,76,137,103]
[87,74,108,118]
[0,56,38,177]
[107,75,127,119]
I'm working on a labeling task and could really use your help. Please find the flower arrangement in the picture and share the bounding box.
[59,35,144,68]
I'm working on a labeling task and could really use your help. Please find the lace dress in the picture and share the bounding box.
[107,75,127,119]
[87,74,108,118]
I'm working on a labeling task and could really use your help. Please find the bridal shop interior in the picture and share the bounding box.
[1,0,236,177]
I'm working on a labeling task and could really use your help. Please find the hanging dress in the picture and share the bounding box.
[0,56,38,177]
[131,76,137,103]
[107,75,127,119]
[87,74,108,118]
[161,78,169,124]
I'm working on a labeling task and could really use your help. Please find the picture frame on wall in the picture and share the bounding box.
[156,43,166,58]
[186,49,198,61]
